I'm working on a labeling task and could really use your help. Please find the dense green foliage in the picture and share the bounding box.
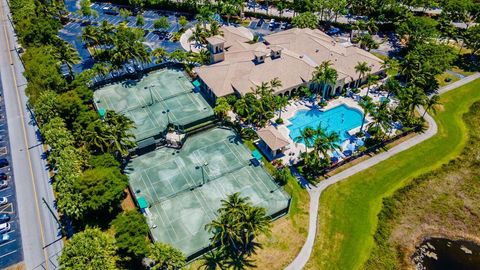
[148,242,186,270]
[60,227,120,270]
[111,211,151,259]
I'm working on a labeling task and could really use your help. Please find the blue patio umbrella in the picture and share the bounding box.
[347,143,356,152]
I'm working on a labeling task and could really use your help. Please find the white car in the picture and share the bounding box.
[269,19,275,26]
[0,233,9,243]
[0,197,7,205]
[0,180,7,189]
[0,223,10,234]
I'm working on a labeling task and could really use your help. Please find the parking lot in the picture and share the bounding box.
[0,75,23,269]
[61,0,188,73]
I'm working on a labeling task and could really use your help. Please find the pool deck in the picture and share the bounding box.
[270,85,391,165]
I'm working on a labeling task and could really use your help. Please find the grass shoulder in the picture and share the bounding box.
[365,100,480,268]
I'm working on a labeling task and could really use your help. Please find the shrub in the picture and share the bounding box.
[275,118,284,124]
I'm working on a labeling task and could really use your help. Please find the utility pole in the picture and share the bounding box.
[42,197,66,236]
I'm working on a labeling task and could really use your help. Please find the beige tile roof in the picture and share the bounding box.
[206,35,226,45]
[264,28,384,83]
[195,48,315,97]
[257,126,290,151]
[195,27,384,97]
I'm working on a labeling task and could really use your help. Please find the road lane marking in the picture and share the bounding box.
[0,1,50,269]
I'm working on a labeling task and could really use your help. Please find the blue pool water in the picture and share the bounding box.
[288,104,364,143]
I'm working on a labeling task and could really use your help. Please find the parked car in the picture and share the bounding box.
[0,173,7,180]
[269,19,275,27]
[0,158,8,168]
[0,197,7,205]
[103,7,119,16]
[0,223,10,234]
[0,233,10,243]
[0,181,7,189]
[280,22,287,30]
[0,213,10,223]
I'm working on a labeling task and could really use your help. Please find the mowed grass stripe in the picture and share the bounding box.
[306,79,480,270]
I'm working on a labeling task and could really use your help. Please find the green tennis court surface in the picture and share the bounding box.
[126,128,291,258]
[93,68,214,141]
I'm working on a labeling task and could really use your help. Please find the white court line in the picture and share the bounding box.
[0,239,15,248]
[0,249,17,259]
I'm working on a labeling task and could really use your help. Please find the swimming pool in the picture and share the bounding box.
[287,104,364,143]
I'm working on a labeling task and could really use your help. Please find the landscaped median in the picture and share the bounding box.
[305,78,480,270]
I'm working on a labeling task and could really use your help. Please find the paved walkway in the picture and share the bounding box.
[285,73,480,270]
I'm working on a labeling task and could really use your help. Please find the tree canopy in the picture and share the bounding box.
[60,227,120,270]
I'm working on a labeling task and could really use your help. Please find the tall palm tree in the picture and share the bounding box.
[423,95,441,118]
[382,77,401,98]
[200,250,225,270]
[106,111,136,156]
[196,6,214,29]
[405,86,426,118]
[189,23,207,48]
[312,61,338,102]
[221,4,237,25]
[295,126,316,151]
[367,101,392,136]
[53,41,81,76]
[152,47,167,63]
[365,74,380,98]
[359,96,376,133]
[209,20,223,37]
[354,61,371,88]
[274,95,289,119]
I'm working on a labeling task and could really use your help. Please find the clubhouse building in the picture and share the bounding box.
[194,27,385,102]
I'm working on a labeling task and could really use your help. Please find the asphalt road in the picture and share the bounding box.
[0,0,63,269]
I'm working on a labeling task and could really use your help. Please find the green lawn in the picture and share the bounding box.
[305,78,480,270]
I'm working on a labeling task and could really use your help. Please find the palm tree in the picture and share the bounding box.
[312,125,341,158]
[366,19,378,35]
[188,49,211,65]
[200,250,225,270]
[357,34,378,51]
[405,86,426,118]
[205,193,270,260]
[209,20,223,37]
[382,78,401,98]
[274,95,289,119]
[365,74,380,98]
[367,101,392,136]
[53,41,81,76]
[105,111,136,156]
[312,61,338,102]
[354,61,371,88]
[423,95,441,118]
[152,47,167,63]
[189,23,207,48]
[221,4,237,25]
[196,6,214,29]
[295,126,316,151]
[359,96,376,133]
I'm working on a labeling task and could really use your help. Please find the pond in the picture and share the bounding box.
[412,237,480,270]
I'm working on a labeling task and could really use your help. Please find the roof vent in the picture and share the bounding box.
[254,50,266,64]
[270,46,283,59]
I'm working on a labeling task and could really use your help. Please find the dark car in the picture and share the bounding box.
[0,173,7,180]
[0,213,9,223]
[0,158,8,168]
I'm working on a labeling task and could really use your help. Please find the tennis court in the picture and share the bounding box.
[94,68,213,141]
[126,128,291,258]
